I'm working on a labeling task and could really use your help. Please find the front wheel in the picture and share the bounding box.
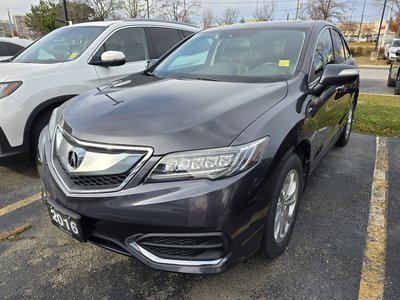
[387,68,396,87]
[395,75,400,95]
[30,110,52,163]
[261,153,303,259]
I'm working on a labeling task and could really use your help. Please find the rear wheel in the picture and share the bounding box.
[336,102,355,147]
[261,153,303,259]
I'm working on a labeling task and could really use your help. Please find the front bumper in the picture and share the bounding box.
[0,127,28,164]
[38,127,272,274]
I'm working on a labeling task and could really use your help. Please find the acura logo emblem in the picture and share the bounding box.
[67,147,86,170]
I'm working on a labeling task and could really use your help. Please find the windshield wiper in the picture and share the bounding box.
[179,76,220,82]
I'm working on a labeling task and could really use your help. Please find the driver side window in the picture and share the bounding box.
[310,28,335,83]
[94,27,149,63]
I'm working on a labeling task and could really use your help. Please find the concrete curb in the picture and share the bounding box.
[358,65,390,69]
[360,92,397,97]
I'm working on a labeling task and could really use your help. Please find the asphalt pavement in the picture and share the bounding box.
[0,133,399,299]
[359,66,395,95]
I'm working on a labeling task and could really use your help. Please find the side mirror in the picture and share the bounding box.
[91,51,126,67]
[145,59,158,68]
[311,64,359,95]
[320,64,359,86]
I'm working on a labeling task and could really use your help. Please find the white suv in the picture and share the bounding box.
[384,38,400,63]
[0,19,198,163]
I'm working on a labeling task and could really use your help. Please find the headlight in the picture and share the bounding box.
[147,137,269,182]
[0,81,22,99]
[48,107,59,140]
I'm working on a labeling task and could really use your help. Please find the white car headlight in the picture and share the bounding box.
[0,81,22,99]
[147,137,269,182]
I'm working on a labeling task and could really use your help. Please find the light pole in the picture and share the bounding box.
[358,0,367,41]
[62,0,70,25]
[375,0,388,50]
[146,0,150,18]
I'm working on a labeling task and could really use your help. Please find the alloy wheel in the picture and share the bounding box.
[274,169,299,243]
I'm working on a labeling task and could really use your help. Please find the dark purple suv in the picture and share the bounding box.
[37,21,359,274]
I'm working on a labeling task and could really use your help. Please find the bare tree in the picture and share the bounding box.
[157,0,201,23]
[253,1,277,21]
[84,0,122,20]
[220,7,240,25]
[200,7,215,29]
[122,0,146,18]
[303,0,347,22]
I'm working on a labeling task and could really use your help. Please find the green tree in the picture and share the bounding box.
[25,0,61,35]
[26,0,96,36]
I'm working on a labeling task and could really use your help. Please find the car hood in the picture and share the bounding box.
[61,75,288,155]
[0,62,63,81]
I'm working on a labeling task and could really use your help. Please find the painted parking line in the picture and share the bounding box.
[358,137,388,300]
[0,193,41,217]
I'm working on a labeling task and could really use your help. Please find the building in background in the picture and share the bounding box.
[337,20,395,42]
[0,14,37,39]
[13,14,34,39]
[0,19,12,37]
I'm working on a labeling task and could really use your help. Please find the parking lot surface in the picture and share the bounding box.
[0,133,399,299]
[359,66,394,95]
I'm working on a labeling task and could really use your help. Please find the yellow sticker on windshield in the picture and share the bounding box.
[279,60,290,67]
[69,52,79,59]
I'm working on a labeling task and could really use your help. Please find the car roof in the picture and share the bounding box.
[0,37,32,46]
[205,20,331,32]
[70,19,199,32]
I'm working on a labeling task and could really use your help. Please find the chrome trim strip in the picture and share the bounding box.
[50,125,153,194]
[128,241,226,266]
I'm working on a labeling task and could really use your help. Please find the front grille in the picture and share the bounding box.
[135,233,230,261]
[51,126,153,193]
[58,158,130,189]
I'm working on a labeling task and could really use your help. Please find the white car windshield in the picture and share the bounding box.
[14,26,105,64]
[392,40,400,47]
[153,28,307,83]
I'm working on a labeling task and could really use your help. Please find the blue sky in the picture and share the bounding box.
[0,0,389,23]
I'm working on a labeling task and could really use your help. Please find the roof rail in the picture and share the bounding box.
[122,18,198,28]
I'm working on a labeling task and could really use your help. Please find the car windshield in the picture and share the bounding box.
[14,26,105,64]
[153,28,307,83]
[392,40,400,47]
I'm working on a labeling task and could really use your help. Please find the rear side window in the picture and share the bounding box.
[148,27,181,57]
[94,27,149,63]
[331,29,346,63]
[310,28,335,82]
[8,43,24,53]
[0,42,13,56]
[181,30,194,38]
[342,37,351,59]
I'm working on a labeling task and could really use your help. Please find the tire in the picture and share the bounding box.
[387,68,396,87]
[336,102,355,147]
[386,57,391,64]
[395,75,400,95]
[30,110,53,163]
[261,153,303,259]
